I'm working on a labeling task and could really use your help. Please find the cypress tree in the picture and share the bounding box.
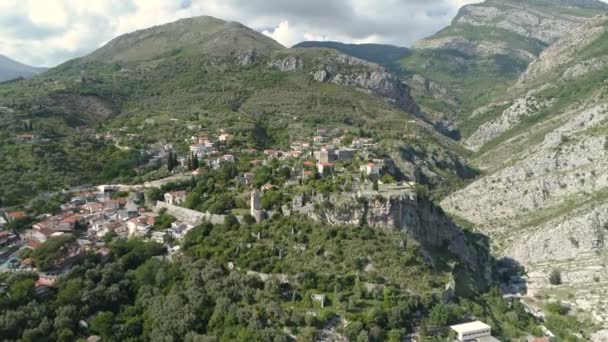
[192,154,199,170]
[167,151,175,172]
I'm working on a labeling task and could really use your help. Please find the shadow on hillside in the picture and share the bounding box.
[494,257,528,296]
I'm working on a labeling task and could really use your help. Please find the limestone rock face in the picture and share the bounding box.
[465,96,555,151]
[267,55,303,71]
[517,15,608,86]
[311,63,422,117]
[415,36,536,62]
[311,192,493,288]
[452,0,603,45]
[269,50,423,117]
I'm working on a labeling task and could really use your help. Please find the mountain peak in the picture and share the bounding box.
[0,54,46,82]
[84,15,284,63]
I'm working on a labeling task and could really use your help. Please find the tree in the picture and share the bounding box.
[90,311,115,339]
[429,303,449,327]
[224,214,240,230]
[167,151,176,172]
[549,269,562,285]
[192,153,199,170]
[372,179,379,191]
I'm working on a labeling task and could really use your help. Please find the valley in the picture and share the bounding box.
[2,0,608,341]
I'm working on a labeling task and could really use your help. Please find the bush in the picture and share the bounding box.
[224,214,240,230]
[549,269,562,285]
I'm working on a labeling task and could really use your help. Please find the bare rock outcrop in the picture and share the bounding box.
[310,191,493,290]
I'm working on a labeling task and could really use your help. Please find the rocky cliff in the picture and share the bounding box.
[309,189,493,293]
[268,49,422,118]
[442,14,608,327]
[395,0,607,135]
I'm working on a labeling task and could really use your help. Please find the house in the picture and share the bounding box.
[303,160,315,167]
[164,191,187,205]
[6,211,27,222]
[302,170,314,180]
[23,228,58,243]
[318,147,335,163]
[0,230,17,247]
[218,134,232,142]
[170,222,191,240]
[317,162,334,174]
[336,148,356,161]
[151,231,167,244]
[450,321,497,342]
[127,217,155,237]
[190,144,206,156]
[220,154,235,163]
[16,133,36,142]
[125,201,138,215]
[264,149,282,158]
[313,135,325,144]
[24,240,42,250]
[243,173,254,185]
[361,162,380,176]
[85,202,104,214]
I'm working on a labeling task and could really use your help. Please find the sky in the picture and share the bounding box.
[0,0,484,67]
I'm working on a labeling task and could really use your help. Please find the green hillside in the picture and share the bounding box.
[0,16,470,206]
[293,41,410,66]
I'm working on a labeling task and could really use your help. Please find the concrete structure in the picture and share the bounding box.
[318,147,335,163]
[250,190,266,222]
[164,191,186,205]
[336,148,356,161]
[251,191,261,212]
[361,162,380,176]
[450,321,495,342]
[317,162,334,175]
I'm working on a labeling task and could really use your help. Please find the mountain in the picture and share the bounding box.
[0,54,46,82]
[0,16,472,206]
[84,16,284,63]
[393,0,608,137]
[293,41,410,66]
[0,16,534,342]
[442,14,608,329]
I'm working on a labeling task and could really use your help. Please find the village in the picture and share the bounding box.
[3,123,546,341]
[0,125,415,290]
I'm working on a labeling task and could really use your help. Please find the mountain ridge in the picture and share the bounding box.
[0,54,47,82]
[83,16,285,63]
[292,41,410,66]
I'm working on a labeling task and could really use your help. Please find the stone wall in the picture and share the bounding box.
[155,201,243,225]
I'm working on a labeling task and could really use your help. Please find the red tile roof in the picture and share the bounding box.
[7,211,27,220]
[25,240,42,249]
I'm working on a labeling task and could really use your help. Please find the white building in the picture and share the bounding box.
[317,162,334,174]
[164,191,187,205]
[151,231,167,244]
[450,321,497,342]
[360,162,380,176]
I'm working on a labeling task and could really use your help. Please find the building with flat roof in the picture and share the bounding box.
[450,321,499,342]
